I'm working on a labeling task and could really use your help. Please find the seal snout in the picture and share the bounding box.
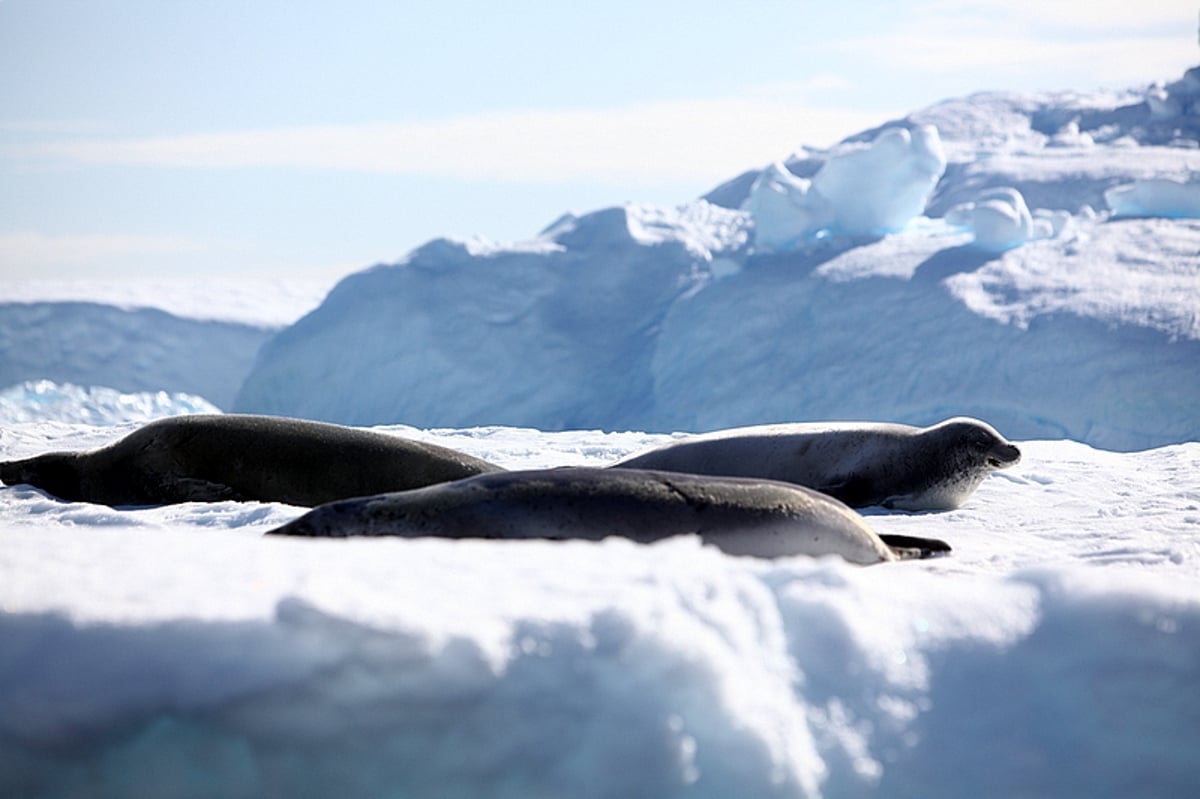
[988,442,1021,468]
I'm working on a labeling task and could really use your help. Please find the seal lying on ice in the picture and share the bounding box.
[267,466,950,564]
[611,417,1021,510]
[0,414,503,507]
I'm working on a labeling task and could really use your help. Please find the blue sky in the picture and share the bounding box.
[1,0,1195,280]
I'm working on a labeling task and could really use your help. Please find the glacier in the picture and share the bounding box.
[225,69,1200,449]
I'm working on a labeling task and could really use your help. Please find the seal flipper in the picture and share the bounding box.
[878,533,952,560]
[150,476,244,504]
[0,459,24,486]
[813,475,876,508]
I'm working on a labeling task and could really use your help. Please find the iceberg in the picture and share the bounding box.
[746,125,946,250]
[1105,177,1200,220]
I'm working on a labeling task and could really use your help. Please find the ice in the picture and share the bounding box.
[0,380,219,425]
[1105,177,1200,219]
[0,302,273,410]
[745,125,946,250]
[744,162,823,251]
[224,204,1198,449]
[6,71,1196,449]
[808,124,946,237]
[1,423,1198,799]
[943,186,1076,252]
[3,63,1200,796]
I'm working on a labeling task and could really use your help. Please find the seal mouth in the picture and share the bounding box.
[987,443,1021,469]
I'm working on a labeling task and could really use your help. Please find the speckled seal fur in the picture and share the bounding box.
[268,466,950,563]
[0,414,503,507]
[613,417,1021,510]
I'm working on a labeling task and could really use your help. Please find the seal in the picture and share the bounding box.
[267,466,951,563]
[611,417,1021,510]
[0,414,503,507]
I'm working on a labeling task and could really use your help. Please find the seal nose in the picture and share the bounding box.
[990,443,1021,467]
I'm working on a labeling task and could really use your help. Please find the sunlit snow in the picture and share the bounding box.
[2,66,1200,799]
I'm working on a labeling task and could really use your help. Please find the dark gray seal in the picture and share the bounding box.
[611,417,1021,510]
[267,466,950,563]
[0,414,503,507]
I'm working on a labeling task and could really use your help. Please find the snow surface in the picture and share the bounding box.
[1,275,337,327]
[0,276,337,411]
[1106,177,1200,220]
[1,415,1198,799]
[3,66,1199,798]
[0,301,273,411]
[0,380,219,425]
[746,125,945,250]
[228,71,1200,448]
[4,70,1197,448]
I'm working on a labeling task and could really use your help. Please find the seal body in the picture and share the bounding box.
[268,466,950,564]
[612,417,1021,510]
[0,414,503,507]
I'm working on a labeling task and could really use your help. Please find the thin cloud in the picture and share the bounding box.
[15,98,891,186]
[922,0,1195,29]
[868,34,1188,76]
[0,231,204,271]
[829,32,1193,87]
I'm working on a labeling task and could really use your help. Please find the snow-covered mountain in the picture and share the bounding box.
[231,67,1200,450]
[0,276,334,411]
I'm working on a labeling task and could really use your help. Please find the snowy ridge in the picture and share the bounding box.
[1,275,337,327]
[1,423,1198,798]
[4,69,1198,447]
[229,68,1200,449]
[0,380,219,425]
[0,302,273,410]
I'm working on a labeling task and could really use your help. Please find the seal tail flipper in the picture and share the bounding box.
[1,458,30,486]
[878,533,952,560]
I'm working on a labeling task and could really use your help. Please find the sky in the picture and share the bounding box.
[1,0,1196,282]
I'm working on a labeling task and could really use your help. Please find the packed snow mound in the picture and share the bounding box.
[710,67,1200,218]
[234,203,749,429]
[2,421,1199,799]
[1106,177,1200,219]
[1,275,335,327]
[944,187,1067,251]
[0,380,219,425]
[0,302,272,410]
[809,125,945,235]
[945,218,1200,342]
[746,126,946,250]
[239,206,1200,449]
[652,217,1200,449]
[233,67,1200,447]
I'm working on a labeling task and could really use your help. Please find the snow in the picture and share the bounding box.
[0,301,274,411]
[0,380,219,425]
[1,420,1199,799]
[746,125,945,251]
[221,71,1199,449]
[943,186,1061,251]
[4,72,1197,448]
[0,275,337,327]
[1106,177,1200,219]
[805,124,946,237]
[227,203,1199,448]
[2,65,1200,798]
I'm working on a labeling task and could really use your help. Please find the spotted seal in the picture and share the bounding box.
[0,414,503,507]
[267,466,950,563]
[612,417,1021,510]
